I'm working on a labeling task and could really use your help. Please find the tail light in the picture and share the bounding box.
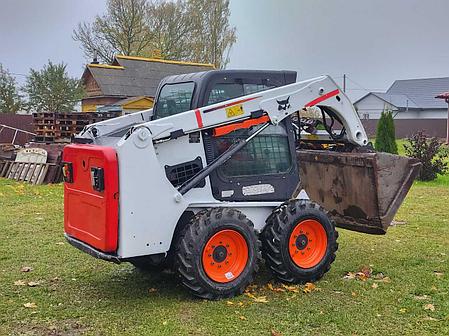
[62,162,73,183]
[90,167,104,192]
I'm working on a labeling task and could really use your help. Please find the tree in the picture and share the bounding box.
[73,0,237,68]
[146,1,193,61]
[188,0,236,68]
[73,0,153,63]
[0,64,23,113]
[23,61,84,112]
[375,110,398,154]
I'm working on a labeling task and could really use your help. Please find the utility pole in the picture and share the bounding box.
[343,74,346,93]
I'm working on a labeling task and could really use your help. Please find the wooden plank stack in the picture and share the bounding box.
[33,111,121,143]
[0,160,59,185]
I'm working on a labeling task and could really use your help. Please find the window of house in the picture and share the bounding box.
[363,113,370,120]
[154,82,195,119]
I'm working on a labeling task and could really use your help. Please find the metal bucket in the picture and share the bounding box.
[297,150,421,234]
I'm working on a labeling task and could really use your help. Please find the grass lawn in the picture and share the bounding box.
[0,177,448,336]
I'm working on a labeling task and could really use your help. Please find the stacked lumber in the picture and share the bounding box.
[33,111,121,143]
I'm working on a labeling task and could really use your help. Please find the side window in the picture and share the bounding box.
[214,124,292,177]
[207,82,275,105]
[243,83,274,95]
[154,82,195,119]
[208,83,243,105]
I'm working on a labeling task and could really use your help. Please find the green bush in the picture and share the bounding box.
[375,110,398,154]
[404,131,448,181]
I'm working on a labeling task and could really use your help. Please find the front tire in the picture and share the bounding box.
[262,199,338,283]
[175,208,259,299]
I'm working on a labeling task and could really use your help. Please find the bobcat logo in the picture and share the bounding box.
[277,96,291,111]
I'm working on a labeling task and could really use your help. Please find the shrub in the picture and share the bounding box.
[375,110,398,154]
[404,131,448,181]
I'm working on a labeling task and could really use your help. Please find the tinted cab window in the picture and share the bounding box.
[154,82,195,119]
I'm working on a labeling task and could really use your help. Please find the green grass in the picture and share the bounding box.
[1,178,448,335]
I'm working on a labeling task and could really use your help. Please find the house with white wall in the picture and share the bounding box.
[354,77,449,138]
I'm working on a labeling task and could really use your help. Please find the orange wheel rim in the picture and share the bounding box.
[289,219,327,268]
[202,229,249,283]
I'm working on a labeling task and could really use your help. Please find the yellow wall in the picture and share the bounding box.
[122,98,154,110]
[81,97,153,113]
[82,104,97,112]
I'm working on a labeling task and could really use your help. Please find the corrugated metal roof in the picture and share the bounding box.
[386,77,449,109]
[368,92,418,109]
[86,56,213,98]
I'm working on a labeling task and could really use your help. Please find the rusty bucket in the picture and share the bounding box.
[297,150,421,234]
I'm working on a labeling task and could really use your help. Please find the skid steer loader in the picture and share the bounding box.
[63,70,420,299]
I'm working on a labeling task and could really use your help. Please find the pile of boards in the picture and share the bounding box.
[0,144,65,185]
[33,111,121,143]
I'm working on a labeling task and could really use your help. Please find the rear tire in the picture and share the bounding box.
[262,199,338,283]
[175,208,259,299]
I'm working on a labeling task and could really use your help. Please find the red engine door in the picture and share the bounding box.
[63,144,119,252]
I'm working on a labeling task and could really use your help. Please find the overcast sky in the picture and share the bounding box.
[1,0,448,100]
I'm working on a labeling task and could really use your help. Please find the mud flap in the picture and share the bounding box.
[297,150,421,234]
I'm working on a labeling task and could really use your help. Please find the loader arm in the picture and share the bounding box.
[145,75,367,146]
[80,75,367,147]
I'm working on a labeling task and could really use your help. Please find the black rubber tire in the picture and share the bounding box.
[262,199,338,283]
[174,208,259,300]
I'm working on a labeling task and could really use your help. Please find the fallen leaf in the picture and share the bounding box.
[162,321,168,326]
[391,220,407,226]
[244,292,256,299]
[253,296,268,303]
[239,316,247,320]
[237,302,244,307]
[343,272,356,280]
[27,281,40,287]
[23,302,37,308]
[360,266,372,278]
[413,294,430,301]
[20,266,33,273]
[434,271,444,278]
[399,308,407,313]
[303,282,318,293]
[371,283,379,289]
[148,288,157,293]
[355,272,369,281]
[14,280,26,286]
[422,316,438,321]
[271,330,282,336]
[373,272,385,280]
[424,303,435,312]
[226,301,234,306]
[267,283,285,292]
[351,292,357,297]
[281,284,299,293]
[55,242,65,245]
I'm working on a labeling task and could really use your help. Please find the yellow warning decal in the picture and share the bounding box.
[225,104,244,118]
